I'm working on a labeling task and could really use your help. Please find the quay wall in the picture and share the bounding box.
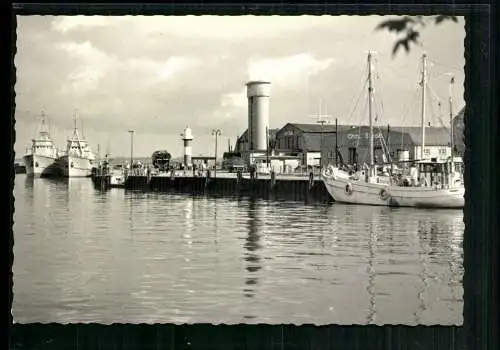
[94,173,332,203]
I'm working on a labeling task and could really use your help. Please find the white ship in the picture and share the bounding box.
[57,117,96,177]
[321,52,464,209]
[23,112,61,178]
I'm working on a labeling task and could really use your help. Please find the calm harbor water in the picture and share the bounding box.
[12,175,464,325]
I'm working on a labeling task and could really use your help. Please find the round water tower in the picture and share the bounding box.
[246,81,271,152]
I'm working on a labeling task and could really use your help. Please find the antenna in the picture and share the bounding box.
[307,96,332,169]
[308,96,332,124]
[39,109,47,133]
[73,109,78,130]
[448,73,455,169]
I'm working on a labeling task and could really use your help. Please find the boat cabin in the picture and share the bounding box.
[396,157,463,188]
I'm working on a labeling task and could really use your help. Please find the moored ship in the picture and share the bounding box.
[23,112,61,178]
[321,52,464,209]
[57,117,96,177]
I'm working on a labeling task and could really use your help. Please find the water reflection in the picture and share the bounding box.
[415,225,429,324]
[23,175,34,189]
[128,192,135,240]
[243,199,263,298]
[212,199,220,265]
[13,176,464,325]
[366,221,377,324]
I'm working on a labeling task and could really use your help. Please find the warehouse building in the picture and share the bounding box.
[272,123,457,167]
[334,125,455,165]
[273,123,349,167]
[236,122,459,168]
[234,100,465,170]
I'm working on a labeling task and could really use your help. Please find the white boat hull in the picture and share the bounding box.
[23,154,60,178]
[58,155,94,177]
[110,172,125,187]
[322,167,464,209]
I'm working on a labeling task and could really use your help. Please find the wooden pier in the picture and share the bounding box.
[92,171,333,203]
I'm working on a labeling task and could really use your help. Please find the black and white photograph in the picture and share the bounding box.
[13,15,465,325]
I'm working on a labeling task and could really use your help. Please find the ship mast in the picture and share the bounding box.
[72,109,83,156]
[420,53,428,160]
[41,110,46,129]
[368,51,374,176]
[39,110,49,135]
[449,75,455,173]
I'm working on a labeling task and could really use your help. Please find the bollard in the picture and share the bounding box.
[309,172,314,190]
[205,169,211,189]
[270,170,276,188]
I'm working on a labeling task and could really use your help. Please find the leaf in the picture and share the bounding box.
[376,16,415,33]
[415,16,426,26]
[435,15,458,25]
[407,29,420,43]
[392,36,413,56]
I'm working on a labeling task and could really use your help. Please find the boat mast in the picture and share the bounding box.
[72,109,83,156]
[449,75,455,172]
[39,110,49,135]
[420,53,428,160]
[368,51,374,175]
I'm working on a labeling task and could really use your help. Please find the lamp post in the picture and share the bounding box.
[211,129,221,177]
[128,130,134,173]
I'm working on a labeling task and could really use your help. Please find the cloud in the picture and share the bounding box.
[248,53,335,86]
[14,15,465,158]
[157,57,201,79]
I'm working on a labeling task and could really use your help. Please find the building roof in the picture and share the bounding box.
[389,126,451,146]
[237,129,248,142]
[299,126,452,152]
[236,128,279,142]
[285,123,351,133]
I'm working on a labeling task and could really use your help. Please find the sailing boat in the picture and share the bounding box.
[56,113,96,177]
[23,111,61,177]
[321,52,464,209]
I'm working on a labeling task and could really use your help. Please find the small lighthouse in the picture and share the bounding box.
[180,126,194,166]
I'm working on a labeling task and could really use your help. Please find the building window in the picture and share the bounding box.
[438,148,447,155]
[423,148,431,156]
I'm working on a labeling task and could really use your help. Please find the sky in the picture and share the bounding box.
[14,15,465,158]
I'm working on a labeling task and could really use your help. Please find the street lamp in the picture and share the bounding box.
[211,129,222,177]
[128,130,134,173]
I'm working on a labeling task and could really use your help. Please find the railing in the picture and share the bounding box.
[148,167,323,180]
[94,162,325,181]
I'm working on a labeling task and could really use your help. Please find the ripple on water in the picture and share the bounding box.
[12,176,464,325]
